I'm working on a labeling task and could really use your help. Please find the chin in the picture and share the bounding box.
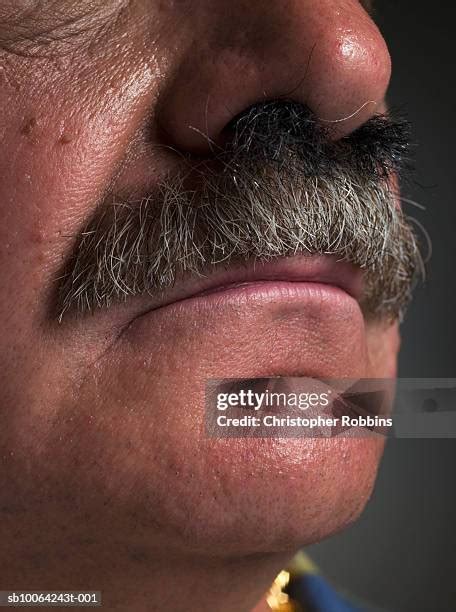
[132,435,386,556]
[43,390,385,557]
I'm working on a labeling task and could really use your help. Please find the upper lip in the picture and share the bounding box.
[144,254,364,310]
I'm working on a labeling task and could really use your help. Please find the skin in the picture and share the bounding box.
[0,1,400,610]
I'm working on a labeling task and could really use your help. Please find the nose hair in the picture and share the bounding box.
[157,0,391,155]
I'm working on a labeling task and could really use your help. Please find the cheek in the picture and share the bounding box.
[0,31,167,323]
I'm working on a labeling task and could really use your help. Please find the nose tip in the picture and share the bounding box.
[307,23,392,132]
[157,0,391,156]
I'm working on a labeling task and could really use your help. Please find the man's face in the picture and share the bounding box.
[0,0,418,558]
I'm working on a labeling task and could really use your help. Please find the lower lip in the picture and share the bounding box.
[123,276,369,400]
[144,279,358,314]
[126,279,363,346]
[207,277,352,298]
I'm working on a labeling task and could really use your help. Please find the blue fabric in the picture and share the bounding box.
[288,573,364,612]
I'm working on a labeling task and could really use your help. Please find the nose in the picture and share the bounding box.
[157,0,391,155]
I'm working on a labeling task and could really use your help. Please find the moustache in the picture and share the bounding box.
[56,100,423,321]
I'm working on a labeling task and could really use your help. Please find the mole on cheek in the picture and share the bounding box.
[20,117,39,144]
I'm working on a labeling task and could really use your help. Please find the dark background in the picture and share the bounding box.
[308,1,456,611]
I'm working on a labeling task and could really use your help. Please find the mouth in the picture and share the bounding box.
[132,254,364,315]
[122,252,371,384]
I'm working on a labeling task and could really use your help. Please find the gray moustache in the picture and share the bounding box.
[56,102,424,321]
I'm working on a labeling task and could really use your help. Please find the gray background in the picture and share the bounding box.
[308,1,456,611]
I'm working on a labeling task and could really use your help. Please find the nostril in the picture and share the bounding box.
[224,99,313,135]
[221,99,321,158]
